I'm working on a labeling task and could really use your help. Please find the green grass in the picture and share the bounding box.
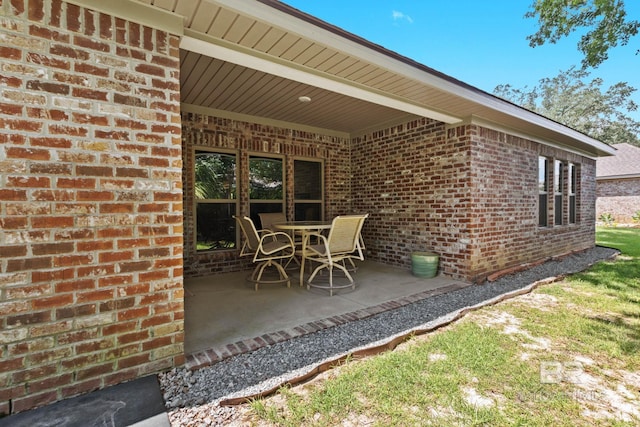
[597,226,640,257]
[248,228,640,426]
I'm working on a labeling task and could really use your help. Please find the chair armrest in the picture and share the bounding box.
[259,231,294,248]
[301,231,324,246]
[302,232,329,256]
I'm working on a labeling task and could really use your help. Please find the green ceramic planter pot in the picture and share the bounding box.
[411,251,439,278]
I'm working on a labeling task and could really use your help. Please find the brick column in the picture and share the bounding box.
[0,0,183,414]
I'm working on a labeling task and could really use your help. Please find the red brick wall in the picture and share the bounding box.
[596,177,640,223]
[466,125,596,281]
[181,112,351,277]
[0,1,183,414]
[351,118,473,278]
[351,121,596,282]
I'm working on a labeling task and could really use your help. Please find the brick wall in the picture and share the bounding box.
[351,118,472,278]
[596,177,640,224]
[466,125,596,281]
[0,1,183,415]
[181,112,351,277]
[351,121,596,282]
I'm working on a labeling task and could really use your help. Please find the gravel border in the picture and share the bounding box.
[160,246,618,413]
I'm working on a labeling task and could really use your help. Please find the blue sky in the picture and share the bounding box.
[283,0,639,121]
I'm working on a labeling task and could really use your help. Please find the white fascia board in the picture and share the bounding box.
[207,0,614,155]
[180,33,461,124]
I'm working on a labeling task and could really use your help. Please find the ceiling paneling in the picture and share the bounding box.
[178,51,412,133]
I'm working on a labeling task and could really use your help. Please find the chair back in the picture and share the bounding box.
[258,212,286,230]
[325,214,368,254]
[234,215,261,253]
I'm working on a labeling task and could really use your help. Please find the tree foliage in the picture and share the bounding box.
[249,157,283,200]
[195,152,236,200]
[526,0,639,68]
[494,67,640,145]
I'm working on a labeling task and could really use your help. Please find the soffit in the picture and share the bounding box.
[137,0,615,157]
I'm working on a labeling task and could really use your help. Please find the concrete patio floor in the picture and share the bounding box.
[183,259,471,369]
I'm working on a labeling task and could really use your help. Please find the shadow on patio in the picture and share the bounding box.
[183,260,471,369]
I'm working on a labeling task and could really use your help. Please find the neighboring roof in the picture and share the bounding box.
[77,0,616,157]
[596,143,640,179]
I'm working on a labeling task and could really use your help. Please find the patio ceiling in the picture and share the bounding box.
[133,0,615,156]
[179,51,418,135]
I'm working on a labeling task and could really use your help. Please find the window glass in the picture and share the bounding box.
[538,157,547,193]
[195,152,236,200]
[250,156,284,225]
[294,160,323,221]
[250,157,283,200]
[538,157,548,227]
[195,150,237,251]
[554,160,563,226]
[294,161,322,200]
[196,203,236,251]
[554,160,563,194]
[569,163,577,224]
[295,203,322,221]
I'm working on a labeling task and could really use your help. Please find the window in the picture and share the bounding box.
[249,156,284,225]
[294,159,323,220]
[569,163,577,224]
[538,157,548,227]
[554,160,563,226]
[195,150,237,251]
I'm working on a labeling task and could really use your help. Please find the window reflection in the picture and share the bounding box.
[250,156,284,225]
[195,150,237,251]
[294,160,323,220]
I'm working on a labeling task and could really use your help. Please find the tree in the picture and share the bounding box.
[526,0,639,68]
[494,67,640,145]
[195,152,236,200]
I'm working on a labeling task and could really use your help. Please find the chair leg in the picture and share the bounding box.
[249,260,290,290]
[328,265,334,296]
[252,262,271,291]
[307,263,328,286]
[272,261,291,288]
[307,260,356,296]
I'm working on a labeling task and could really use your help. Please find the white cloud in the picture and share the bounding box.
[392,10,414,24]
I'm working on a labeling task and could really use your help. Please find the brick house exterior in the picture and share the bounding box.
[596,143,640,224]
[1,0,614,415]
[0,0,184,415]
[352,122,596,283]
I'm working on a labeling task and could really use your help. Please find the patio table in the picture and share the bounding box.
[272,221,332,286]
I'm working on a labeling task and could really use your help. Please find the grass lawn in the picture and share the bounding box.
[243,227,640,426]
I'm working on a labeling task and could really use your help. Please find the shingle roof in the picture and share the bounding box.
[596,143,640,178]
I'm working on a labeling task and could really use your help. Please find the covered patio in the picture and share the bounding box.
[183,260,471,369]
[176,0,613,370]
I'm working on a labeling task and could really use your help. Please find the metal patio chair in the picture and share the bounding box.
[302,213,369,296]
[234,215,295,290]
